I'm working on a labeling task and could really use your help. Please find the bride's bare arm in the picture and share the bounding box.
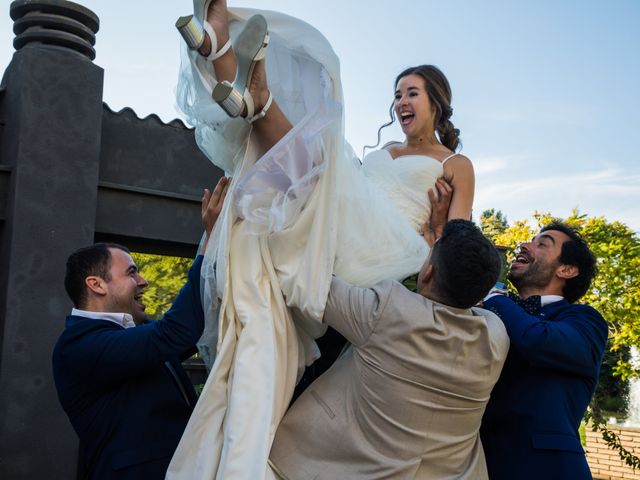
[442,155,474,220]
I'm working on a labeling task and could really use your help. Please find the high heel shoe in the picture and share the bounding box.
[212,14,272,123]
[176,0,231,62]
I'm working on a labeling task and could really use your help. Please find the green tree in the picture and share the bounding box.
[579,216,640,381]
[480,208,509,242]
[130,252,193,319]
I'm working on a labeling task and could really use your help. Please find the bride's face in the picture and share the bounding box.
[394,74,436,137]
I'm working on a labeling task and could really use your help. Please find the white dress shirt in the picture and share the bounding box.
[71,308,136,329]
[484,292,564,308]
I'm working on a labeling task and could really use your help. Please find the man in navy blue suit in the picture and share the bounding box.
[52,177,229,479]
[480,221,608,479]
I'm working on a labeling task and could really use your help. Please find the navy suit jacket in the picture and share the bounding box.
[52,256,204,480]
[480,296,608,480]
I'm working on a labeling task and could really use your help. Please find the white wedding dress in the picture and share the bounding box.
[167,8,447,479]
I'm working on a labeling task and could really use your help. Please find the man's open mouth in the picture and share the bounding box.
[512,253,531,266]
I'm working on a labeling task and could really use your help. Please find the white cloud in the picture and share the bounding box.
[472,154,519,175]
[475,167,640,232]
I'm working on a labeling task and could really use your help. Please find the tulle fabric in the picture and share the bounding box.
[174,8,343,368]
[167,7,432,480]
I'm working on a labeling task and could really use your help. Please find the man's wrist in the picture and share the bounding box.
[431,222,445,242]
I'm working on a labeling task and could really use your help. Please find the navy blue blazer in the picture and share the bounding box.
[480,296,608,480]
[52,256,204,480]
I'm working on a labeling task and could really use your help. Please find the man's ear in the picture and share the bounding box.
[420,263,435,286]
[85,276,107,296]
[557,264,579,280]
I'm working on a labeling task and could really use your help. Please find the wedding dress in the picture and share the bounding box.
[167,7,448,479]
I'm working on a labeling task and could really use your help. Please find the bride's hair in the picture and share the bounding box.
[364,65,461,157]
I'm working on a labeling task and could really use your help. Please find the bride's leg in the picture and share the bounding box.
[199,1,292,156]
[247,60,292,156]
[199,0,235,83]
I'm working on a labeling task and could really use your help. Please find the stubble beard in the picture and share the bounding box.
[107,294,145,324]
[508,260,557,293]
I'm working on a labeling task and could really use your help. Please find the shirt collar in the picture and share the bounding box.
[484,293,564,307]
[540,295,564,307]
[71,308,136,329]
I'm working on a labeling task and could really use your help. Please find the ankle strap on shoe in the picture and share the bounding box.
[203,21,231,62]
[247,91,273,124]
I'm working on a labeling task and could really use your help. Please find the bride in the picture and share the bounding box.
[167,1,474,478]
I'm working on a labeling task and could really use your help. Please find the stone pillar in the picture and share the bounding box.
[0,1,102,478]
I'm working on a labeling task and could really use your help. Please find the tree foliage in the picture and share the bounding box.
[130,252,192,319]
[579,217,640,381]
[480,208,509,241]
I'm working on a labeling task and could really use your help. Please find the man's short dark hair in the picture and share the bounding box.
[64,243,130,308]
[431,220,502,309]
[540,221,596,303]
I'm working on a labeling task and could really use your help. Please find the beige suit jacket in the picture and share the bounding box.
[269,277,509,479]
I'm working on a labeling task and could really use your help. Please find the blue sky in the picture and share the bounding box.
[1,0,638,230]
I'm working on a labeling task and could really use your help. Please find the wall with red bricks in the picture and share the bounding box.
[586,425,640,480]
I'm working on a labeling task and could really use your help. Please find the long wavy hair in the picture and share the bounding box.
[364,65,461,157]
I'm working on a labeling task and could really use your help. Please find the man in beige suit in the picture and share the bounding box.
[269,213,510,479]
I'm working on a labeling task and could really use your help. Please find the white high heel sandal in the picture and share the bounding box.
[175,0,231,62]
[212,14,272,123]
[176,2,273,123]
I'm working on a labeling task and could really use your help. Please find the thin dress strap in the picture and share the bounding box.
[441,153,459,165]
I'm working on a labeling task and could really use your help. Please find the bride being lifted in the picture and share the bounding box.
[167,0,474,478]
